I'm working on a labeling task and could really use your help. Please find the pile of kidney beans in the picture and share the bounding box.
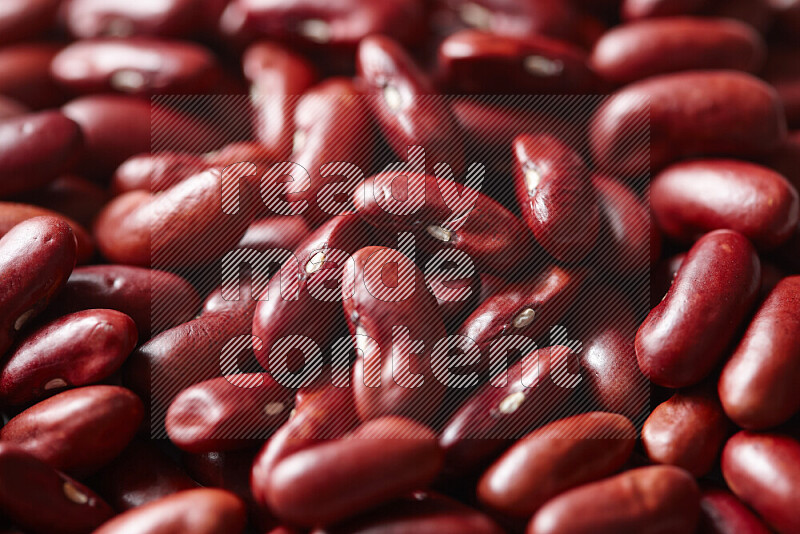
[1,0,800,533]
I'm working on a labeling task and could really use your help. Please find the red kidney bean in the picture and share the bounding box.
[260,416,442,526]
[238,216,312,253]
[202,280,260,317]
[91,440,199,512]
[0,111,83,198]
[92,488,247,534]
[0,96,27,120]
[0,44,63,110]
[590,71,786,177]
[718,276,800,429]
[641,385,731,476]
[0,217,76,357]
[513,134,599,262]
[440,345,580,473]
[0,309,137,405]
[94,168,256,268]
[762,46,800,129]
[236,0,426,50]
[478,412,636,517]
[426,265,481,331]
[47,265,201,338]
[0,0,60,46]
[636,230,760,388]
[651,159,799,250]
[0,443,114,534]
[440,30,599,95]
[166,373,293,452]
[62,95,222,178]
[357,35,464,177]
[0,203,93,264]
[312,492,505,534]
[527,465,701,534]
[12,175,107,228]
[698,488,771,534]
[243,42,318,159]
[111,151,208,194]
[51,38,221,96]
[591,17,764,85]
[0,385,143,477]
[342,246,447,424]
[204,141,280,169]
[622,0,707,20]
[722,431,800,534]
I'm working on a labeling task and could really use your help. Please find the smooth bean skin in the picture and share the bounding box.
[590,71,786,176]
[527,465,701,534]
[651,159,799,250]
[0,96,27,120]
[698,488,771,534]
[0,43,63,110]
[622,0,706,20]
[478,412,636,517]
[262,416,443,527]
[0,0,59,46]
[166,373,293,452]
[718,276,800,429]
[0,203,93,264]
[0,443,114,534]
[111,151,207,194]
[513,134,599,262]
[721,432,800,534]
[51,38,221,96]
[12,174,108,228]
[237,216,312,253]
[641,386,731,476]
[92,488,247,534]
[47,265,201,338]
[0,217,76,357]
[590,17,764,85]
[0,111,83,197]
[0,385,143,477]
[635,230,760,388]
[0,309,138,405]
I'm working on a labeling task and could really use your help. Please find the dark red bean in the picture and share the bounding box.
[426,265,481,331]
[513,134,599,262]
[527,465,701,534]
[237,216,312,253]
[478,412,636,517]
[590,71,786,177]
[721,432,800,534]
[0,309,137,405]
[0,217,76,357]
[92,488,247,534]
[51,38,221,96]
[0,43,63,110]
[0,385,143,477]
[259,416,442,526]
[718,276,800,429]
[622,0,707,20]
[698,488,771,534]
[111,151,206,194]
[0,0,60,46]
[11,175,107,228]
[0,443,114,534]
[440,30,599,95]
[0,203,93,264]
[635,230,760,388]
[591,17,764,85]
[0,96,27,120]
[651,159,799,250]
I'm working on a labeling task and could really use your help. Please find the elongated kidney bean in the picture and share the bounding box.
[590,17,764,85]
[0,96,27,120]
[0,217,76,357]
[478,412,636,517]
[94,168,256,268]
[642,385,731,476]
[342,246,447,423]
[718,276,800,429]
[590,71,786,176]
[111,151,207,194]
[91,440,199,512]
[261,416,442,526]
[93,488,246,534]
[698,488,771,534]
[440,30,599,95]
[0,385,143,477]
[0,0,60,46]
[244,42,317,159]
[762,46,800,129]
[636,230,760,388]
[51,38,221,96]
[513,134,599,262]
[440,345,580,473]
[47,265,201,338]
[166,373,293,452]
[0,443,114,534]
[313,492,505,534]
[0,203,93,264]
[622,0,707,20]
[0,43,63,109]
[722,432,800,534]
[651,159,799,250]
[0,309,137,405]
[238,216,312,253]
[527,465,700,534]
[12,175,107,228]
[0,111,82,198]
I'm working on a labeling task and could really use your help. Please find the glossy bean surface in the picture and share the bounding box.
[0,202,92,264]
